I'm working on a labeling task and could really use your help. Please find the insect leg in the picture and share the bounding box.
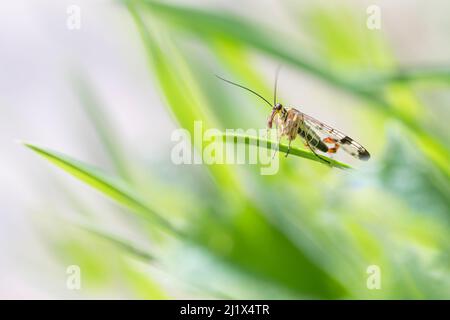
[272,134,281,159]
[285,139,292,157]
[307,136,332,165]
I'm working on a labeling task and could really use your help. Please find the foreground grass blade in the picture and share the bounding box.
[215,132,352,169]
[24,143,179,235]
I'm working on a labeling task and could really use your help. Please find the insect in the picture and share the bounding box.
[216,68,370,164]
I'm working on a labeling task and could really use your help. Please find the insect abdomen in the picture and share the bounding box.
[298,127,328,153]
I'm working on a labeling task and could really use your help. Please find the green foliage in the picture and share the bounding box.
[27,0,450,299]
[24,143,178,234]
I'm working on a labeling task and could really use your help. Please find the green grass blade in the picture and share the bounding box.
[377,67,450,85]
[215,132,352,169]
[79,225,155,262]
[23,142,179,235]
[133,0,362,95]
[126,2,247,194]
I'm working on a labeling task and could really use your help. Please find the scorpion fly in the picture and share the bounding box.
[216,69,370,164]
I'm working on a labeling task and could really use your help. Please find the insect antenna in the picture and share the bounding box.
[215,75,272,108]
[273,64,282,105]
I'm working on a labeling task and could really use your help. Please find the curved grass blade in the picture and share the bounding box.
[23,142,180,235]
[215,132,352,169]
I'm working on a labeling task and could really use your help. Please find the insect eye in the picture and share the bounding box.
[276,103,282,110]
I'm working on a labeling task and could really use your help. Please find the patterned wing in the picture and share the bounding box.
[299,112,370,161]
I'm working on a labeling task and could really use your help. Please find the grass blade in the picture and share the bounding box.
[216,132,352,169]
[134,0,360,94]
[23,142,180,235]
[79,225,155,262]
[71,73,135,183]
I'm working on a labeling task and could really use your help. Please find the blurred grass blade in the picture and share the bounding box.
[24,142,179,235]
[71,73,134,183]
[216,132,352,169]
[377,67,450,85]
[134,0,362,95]
[127,2,246,194]
[79,225,155,262]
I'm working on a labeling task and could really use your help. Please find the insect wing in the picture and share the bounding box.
[300,112,370,160]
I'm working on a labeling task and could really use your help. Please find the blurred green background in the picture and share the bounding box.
[1,0,449,299]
